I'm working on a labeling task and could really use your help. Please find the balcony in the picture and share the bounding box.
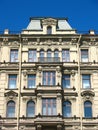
[38,57,60,63]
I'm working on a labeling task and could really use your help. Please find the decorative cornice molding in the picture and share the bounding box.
[5,90,18,97]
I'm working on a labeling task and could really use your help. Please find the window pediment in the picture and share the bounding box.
[81,90,95,97]
[42,18,57,26]
[5,90,18,97]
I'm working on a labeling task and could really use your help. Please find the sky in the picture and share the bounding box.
[0,0,98,33]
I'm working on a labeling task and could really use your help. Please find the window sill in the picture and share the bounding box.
[5,88,18,90]
[82,117,97,119]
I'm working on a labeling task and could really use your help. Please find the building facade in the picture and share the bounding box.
[0,17,98,130]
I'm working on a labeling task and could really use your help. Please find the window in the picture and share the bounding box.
[28,74,36,88]
[10,49,18,62]
[54,50,59,58]
[7,101,15,117]
[47,49,52,58]
[82,75,91,88]
[81,49,88,62]
[63,101,71,117]
[26,101,35,117]
[84,101,92,118]
[43,71,55,85]
[47,26,52,34]
[39,50,44,62]
[28,49,37,62]
[62,49,70,62]
[8,75,17,89]
[42,99,56,115]
[40,50,44,58]
[62,74,70,88]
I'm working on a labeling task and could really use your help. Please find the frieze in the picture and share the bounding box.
[81,41,89,46]
[42,18,57,26]
[22,38,28,42]
[28,42,37,45]
[23,40,74,46]
[82,40,98,46]
[62,42,71,45]
[71,38,77,43]
[8,41,20,46]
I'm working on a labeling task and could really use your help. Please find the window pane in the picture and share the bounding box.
[28,75,36,88]
[62,75,70,88]
[47,50,51,58]
[54,50,58,58]
[28,50,37,62]
[27,101,35,117]
[47,26,52,34]
[42,99,56,115]
[84,101,92,118]
[10,49,18,62]
[7,101,15,117]
[63,101,71,117]
[40,50,44,57]
[82,75,90,88]
[43,72,55,85]
[9,75,17,89]
[62,50,70,62]
[81,50,88,62]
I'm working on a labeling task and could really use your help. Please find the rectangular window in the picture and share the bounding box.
[62,74,70,88]
[43,71,55,85]
[8,75,17,89]
[28,49,37,62]
[62,49,70,62]
[81,49,88,62]
[28,74,36,88]
[82,75,91,88]
[42,99,56,115]
[10,49,18,62]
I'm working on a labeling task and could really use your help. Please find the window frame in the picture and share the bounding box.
[84,101,92,118]
[62,74,70,88]
[62,49,70,62]
[63,101,71,117]
[42,98,56,116]
[10,49,18,62]
[40,50,44,58]
[26,101,35,117]
[82,74,91,89]
[54,50,59,58]
[8,74,17,89]
[7,101,15,118]
[81,49,89,62]
[28,49,37,62]
[47,26,52,35]
[42,71,56,86]
[27,74,36,88]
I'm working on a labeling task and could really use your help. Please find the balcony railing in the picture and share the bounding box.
[38,57,60,63]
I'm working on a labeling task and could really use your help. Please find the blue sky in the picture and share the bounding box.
[0,0,98,32]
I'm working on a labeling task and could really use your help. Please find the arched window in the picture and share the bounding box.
[54,50,59,58]
[47,49,51,58]
[7,101,15,117]
[84,101,92,118]
[40,50,44,58]
[47,26,52,34]
[63,101,71,117]
[26,101,35,117]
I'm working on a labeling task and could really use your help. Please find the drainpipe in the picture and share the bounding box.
[77,34,82,130]
[17,34,22,130]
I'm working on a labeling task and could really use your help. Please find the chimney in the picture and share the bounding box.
[4,29,9,34]
[89,30,95,35]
